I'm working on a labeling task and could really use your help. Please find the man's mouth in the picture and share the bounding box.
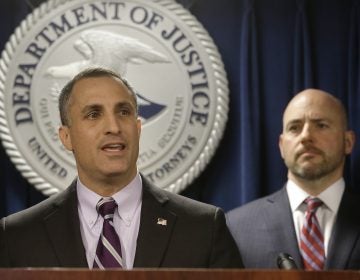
[102,143,126,152]
[296,147,322,159]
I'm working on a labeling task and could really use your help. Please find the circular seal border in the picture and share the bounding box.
[0,0,229,195]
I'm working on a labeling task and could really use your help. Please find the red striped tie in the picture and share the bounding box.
[300,197,325,270]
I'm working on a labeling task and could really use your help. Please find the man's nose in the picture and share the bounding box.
[300,124,313,142]
[105,114,121,134]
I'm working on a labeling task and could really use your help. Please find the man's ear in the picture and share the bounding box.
[59,126,73,151]
[137,118,141,138]
[279,134,285,159]
[345,130,356,155]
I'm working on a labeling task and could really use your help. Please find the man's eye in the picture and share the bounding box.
[317,123,329,129]
[119,109,131,116]
[86,111,100,119]
[288,125,300,132]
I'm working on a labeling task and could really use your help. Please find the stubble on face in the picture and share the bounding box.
[285,143,344,181]
[279,89,354,191]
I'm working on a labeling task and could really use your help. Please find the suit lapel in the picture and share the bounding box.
[133,180,177,267]
[263,188,303,268]
[43,182,88,267]
[326,191,360,269]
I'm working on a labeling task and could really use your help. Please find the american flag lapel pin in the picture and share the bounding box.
[157,218,167,226]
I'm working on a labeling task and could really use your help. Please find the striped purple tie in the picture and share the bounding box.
[300,197,325,270]
[93,197,123,269]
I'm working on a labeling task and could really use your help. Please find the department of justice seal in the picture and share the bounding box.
[0,0,229,195]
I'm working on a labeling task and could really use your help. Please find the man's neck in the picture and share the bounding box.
[289,173,342,196]
[79,172,138,197]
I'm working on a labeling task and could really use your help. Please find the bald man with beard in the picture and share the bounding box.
[227,89,360,270]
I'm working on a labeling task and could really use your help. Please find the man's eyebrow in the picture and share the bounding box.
[286,117,332,126]
[115,101,136,110]
[81,104,102,114]
[285,119,303,126]
[310,118,332,122]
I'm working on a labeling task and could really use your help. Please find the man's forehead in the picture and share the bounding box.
[71,86,132,103]
[79,99,134,109]
[284,100,339,120]
[284,114,332,124]
[282,109,345,131]
[74,77,135,101]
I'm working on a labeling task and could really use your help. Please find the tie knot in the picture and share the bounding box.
[96,197,117,219]
[304,197,323,213]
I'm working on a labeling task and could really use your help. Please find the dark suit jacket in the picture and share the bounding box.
[226,187,360,269]
[0,179,243,268]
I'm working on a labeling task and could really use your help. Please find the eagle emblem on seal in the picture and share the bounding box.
[46,30,169,122]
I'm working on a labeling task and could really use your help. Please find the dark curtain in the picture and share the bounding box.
[236,0,262,204]
[1,0,359,218]
[349,0,360,188]
[293,0,314,92]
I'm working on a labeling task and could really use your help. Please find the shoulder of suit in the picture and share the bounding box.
[1,183,76,226]
[143,177,220,214]
[339,189,360,212]
[226,187,285,218]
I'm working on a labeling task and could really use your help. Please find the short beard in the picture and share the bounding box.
[291,164,333,181]
[287,157,343,181]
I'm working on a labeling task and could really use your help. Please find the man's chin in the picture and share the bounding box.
[103,165,137,179]
[293,167,324,181]
[104,169,129,177]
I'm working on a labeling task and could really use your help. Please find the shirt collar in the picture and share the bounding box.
[286,178,345,213]
[111,174,142,225]
[77,173,143,228]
